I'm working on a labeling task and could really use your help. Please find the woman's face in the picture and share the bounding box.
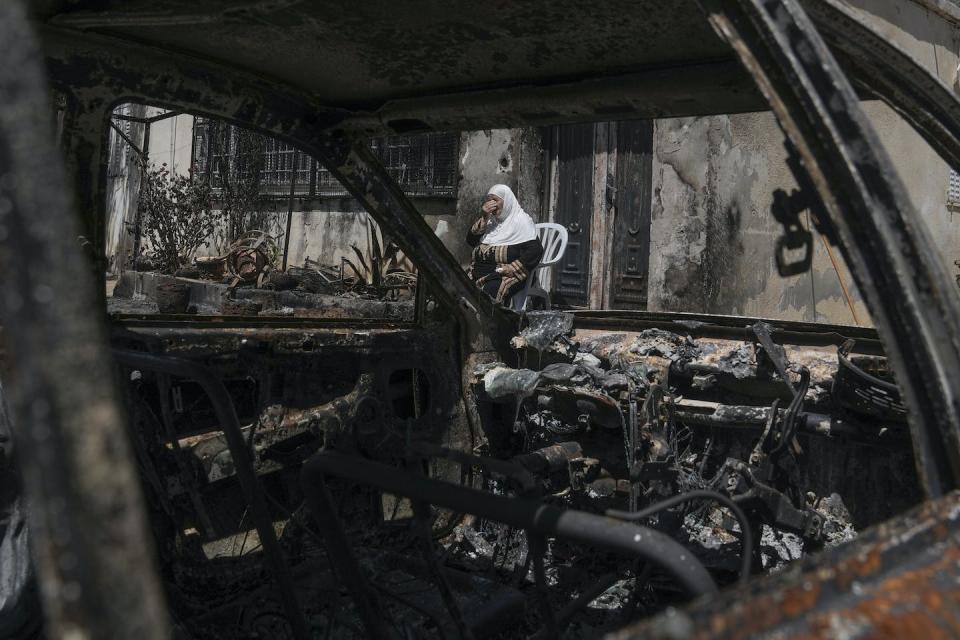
[482,195,504,218]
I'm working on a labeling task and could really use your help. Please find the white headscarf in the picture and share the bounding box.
[480,184,538,246]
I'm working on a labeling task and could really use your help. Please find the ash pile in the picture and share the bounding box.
[425,312,913,636]
[150,313,915,639]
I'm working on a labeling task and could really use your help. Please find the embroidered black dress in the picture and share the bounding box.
[466,216,544,304]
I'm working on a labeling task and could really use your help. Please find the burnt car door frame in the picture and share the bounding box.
[41,25,501,347]
[695,0,960,498]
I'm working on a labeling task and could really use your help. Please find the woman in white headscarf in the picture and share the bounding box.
[466,184,543,304]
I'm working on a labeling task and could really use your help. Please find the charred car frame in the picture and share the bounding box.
[3,0,960,638]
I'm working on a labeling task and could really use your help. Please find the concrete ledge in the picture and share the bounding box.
[112,270,413,320]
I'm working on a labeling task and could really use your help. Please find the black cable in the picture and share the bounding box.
[607,489,752,584]
[772,367,810,455]
[305,451,717,598]
[528,533,558,638]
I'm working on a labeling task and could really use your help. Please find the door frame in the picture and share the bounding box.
[546,120,648,309]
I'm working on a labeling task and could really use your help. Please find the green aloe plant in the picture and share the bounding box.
[342,220,405,289]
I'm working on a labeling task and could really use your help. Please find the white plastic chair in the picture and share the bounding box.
[512,223,568,312]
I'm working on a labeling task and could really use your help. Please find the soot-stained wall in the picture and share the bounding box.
[647,113,869,324]
[647,0,960,325]
[445,128,546,266]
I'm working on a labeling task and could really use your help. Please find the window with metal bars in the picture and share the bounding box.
[192,118,458,199]
[949,169,960,212]
[107,104,142,178]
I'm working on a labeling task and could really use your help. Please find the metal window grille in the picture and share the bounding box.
[192,117,212,175]
[949,169,960,212]
[193,119,458,199]
[107,104,141,178]
[367,132,458,197]
[261,138,314,196]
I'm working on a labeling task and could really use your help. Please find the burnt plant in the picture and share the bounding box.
[137,163,217,273]
[341,219,416,298]
[207,121,270,250]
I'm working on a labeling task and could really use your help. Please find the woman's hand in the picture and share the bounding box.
[480,195,503,228]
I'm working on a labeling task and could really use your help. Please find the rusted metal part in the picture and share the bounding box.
[696,0,960,497]
[607,489,753,584]
[44,0,919,140]
[112,314,412,329]
[536,387,623,430]
[615,490,960,639]
[13,1,960,637]
[512,442,584,477]
[414,442,538,494]
[0,3,168,638]
[571,310,884,354]
[370,61,766,134]
[110,323,445,353]
[113,349,311,640]
[33,1,756,119]
[57,89,110,302]
[835,343,907,422]
[302,450,719,598]
[299,467,393,639]
[110,321,465,455]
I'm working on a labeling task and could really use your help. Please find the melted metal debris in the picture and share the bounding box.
[817,493,858,547]
[483,366,542,400]
[711,343,756,379]
[514,311,575,352]
[628,328,700,362]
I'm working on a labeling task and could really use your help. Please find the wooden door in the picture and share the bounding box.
[552,123,595,307]
[610,120,652,309]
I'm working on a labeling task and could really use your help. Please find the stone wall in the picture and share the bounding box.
[647,0,960,325]
[282,127,544,272]
[648,113,868,324]
[446,128,546,266]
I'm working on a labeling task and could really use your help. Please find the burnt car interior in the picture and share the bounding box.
[4,0,960,638]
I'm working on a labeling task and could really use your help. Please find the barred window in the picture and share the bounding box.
[262,137,313,196]
[366,133,459,197]
[107,104,144,178]
[193,119,458,199]
[950,169,960,212]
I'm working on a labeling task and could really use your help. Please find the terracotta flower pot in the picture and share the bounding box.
[156,279,190,314]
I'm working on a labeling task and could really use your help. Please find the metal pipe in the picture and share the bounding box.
[299,463,394,640]
[529,532,558,638]
[301,451,717,599]
[130,119,150,266]
[112,349,311,640]
[281,154,297,271]
[412,499,474,640]
[608,490,753,584]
